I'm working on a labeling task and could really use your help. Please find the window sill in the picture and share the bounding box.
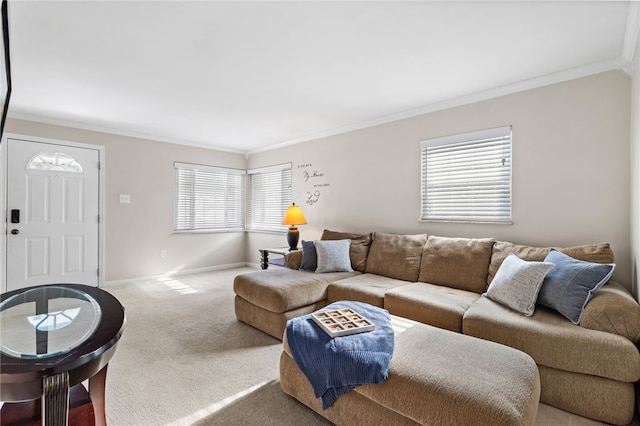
[246,229,287,235]
[419,219,513,225]
[173,229,245,235]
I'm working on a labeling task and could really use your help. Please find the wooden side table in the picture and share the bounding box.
[259,247,295,269]
[0,284,125,426]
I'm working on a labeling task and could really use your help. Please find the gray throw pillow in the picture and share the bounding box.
[299,240,317,271]
[538,249,615,324]
[484,253,554,316]
[315,239,353,273]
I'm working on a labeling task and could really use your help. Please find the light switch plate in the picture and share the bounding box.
[119,194,131,204]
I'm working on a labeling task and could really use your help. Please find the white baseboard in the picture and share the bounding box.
[104,262,258,286]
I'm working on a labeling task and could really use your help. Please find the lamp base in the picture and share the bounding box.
[287,226,300,251]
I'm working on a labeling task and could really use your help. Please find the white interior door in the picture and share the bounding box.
[6,138,101,291]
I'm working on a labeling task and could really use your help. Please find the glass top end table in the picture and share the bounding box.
[0,283,125,426]
[0,286,102,359]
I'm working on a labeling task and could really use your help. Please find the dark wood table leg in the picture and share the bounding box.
[259,250,269,269]
[89,365,108,426]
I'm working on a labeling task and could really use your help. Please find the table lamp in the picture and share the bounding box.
[282,203,307,251]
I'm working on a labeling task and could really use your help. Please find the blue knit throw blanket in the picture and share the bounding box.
[285,301,395,409]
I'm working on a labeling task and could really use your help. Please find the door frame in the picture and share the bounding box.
[0,133,105,293]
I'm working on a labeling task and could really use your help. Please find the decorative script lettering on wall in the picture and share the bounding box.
[298,163,330,206]
[303,169,324,182]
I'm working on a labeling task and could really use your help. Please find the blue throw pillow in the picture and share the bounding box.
[538,249,615,324]
[299,240,318,271]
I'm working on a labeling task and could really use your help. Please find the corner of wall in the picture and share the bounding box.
[630,27,640,301]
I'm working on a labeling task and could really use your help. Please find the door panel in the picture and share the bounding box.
[27,237,49,277]
[64,178,84,222]
[27,175,50,222]
[64,235,84,274]
[7,138,100,291]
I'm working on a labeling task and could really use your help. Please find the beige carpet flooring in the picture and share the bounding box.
[102,267,636,425]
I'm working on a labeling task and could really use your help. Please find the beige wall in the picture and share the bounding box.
[631,40,640,300]
[4,119,247,282]
[3,70,632,288]
[249,71,633,289]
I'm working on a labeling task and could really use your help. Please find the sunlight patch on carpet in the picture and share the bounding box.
[158,276,197,295]
[165,380,272,425]
[391,315,419,335]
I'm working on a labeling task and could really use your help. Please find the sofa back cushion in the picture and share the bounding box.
[419,236,495,293]
[321,229,372,273]
[285,250,303,269]
[365,232,427,282]
[488,241,614,285]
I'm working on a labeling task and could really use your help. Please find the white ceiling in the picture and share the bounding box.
[6,1,639,154]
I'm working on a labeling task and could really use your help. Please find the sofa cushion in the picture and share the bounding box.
[488,241,614,285]
[327,274,410,307]
[488,242,548,285]
[561,243,615,264]
[315,239,353,273]
[538,249,615,324]
[484,254,554,316]
[299,240,317,271]
[581,281,640,343]
[284,249,302,269]
[365,232,427,282]
[233,268,358,313]
[321,229,372,273]
[419,236,494,293]
[234,295,327,340]
[353,323,540,426]
[384,282,480,332]
[463,296,640,383]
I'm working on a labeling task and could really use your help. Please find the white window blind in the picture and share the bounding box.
[247,163,292,232]
[174,162,245,232]
[420,126,512,223]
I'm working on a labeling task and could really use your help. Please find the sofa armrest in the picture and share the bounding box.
[580,281,640,343]
[284,250,302,270]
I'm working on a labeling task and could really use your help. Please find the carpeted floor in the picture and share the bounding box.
[103,267,330,426]
[102,267,633,425]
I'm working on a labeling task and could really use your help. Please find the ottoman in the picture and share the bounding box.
[233,268,358,339]
[280,319,540,426]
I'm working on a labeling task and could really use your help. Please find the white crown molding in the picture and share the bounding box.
[11,54,629,159]
[6,111,246,155]
[249,56,631,156]
[8,62,632,158]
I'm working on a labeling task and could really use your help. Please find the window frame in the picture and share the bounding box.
[174,162,246,233]
[420,126,512,224]
[246,163,293,234]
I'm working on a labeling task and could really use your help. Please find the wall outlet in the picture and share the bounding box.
[119,194,131,204]
[160,250,166,258]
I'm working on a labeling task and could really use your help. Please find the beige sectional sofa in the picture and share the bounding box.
[233,229,640,425]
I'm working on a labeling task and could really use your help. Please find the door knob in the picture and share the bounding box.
[10,229,18,235]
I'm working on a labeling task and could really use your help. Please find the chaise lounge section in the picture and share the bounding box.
[281,318,541,426]
[233,229,640,425]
